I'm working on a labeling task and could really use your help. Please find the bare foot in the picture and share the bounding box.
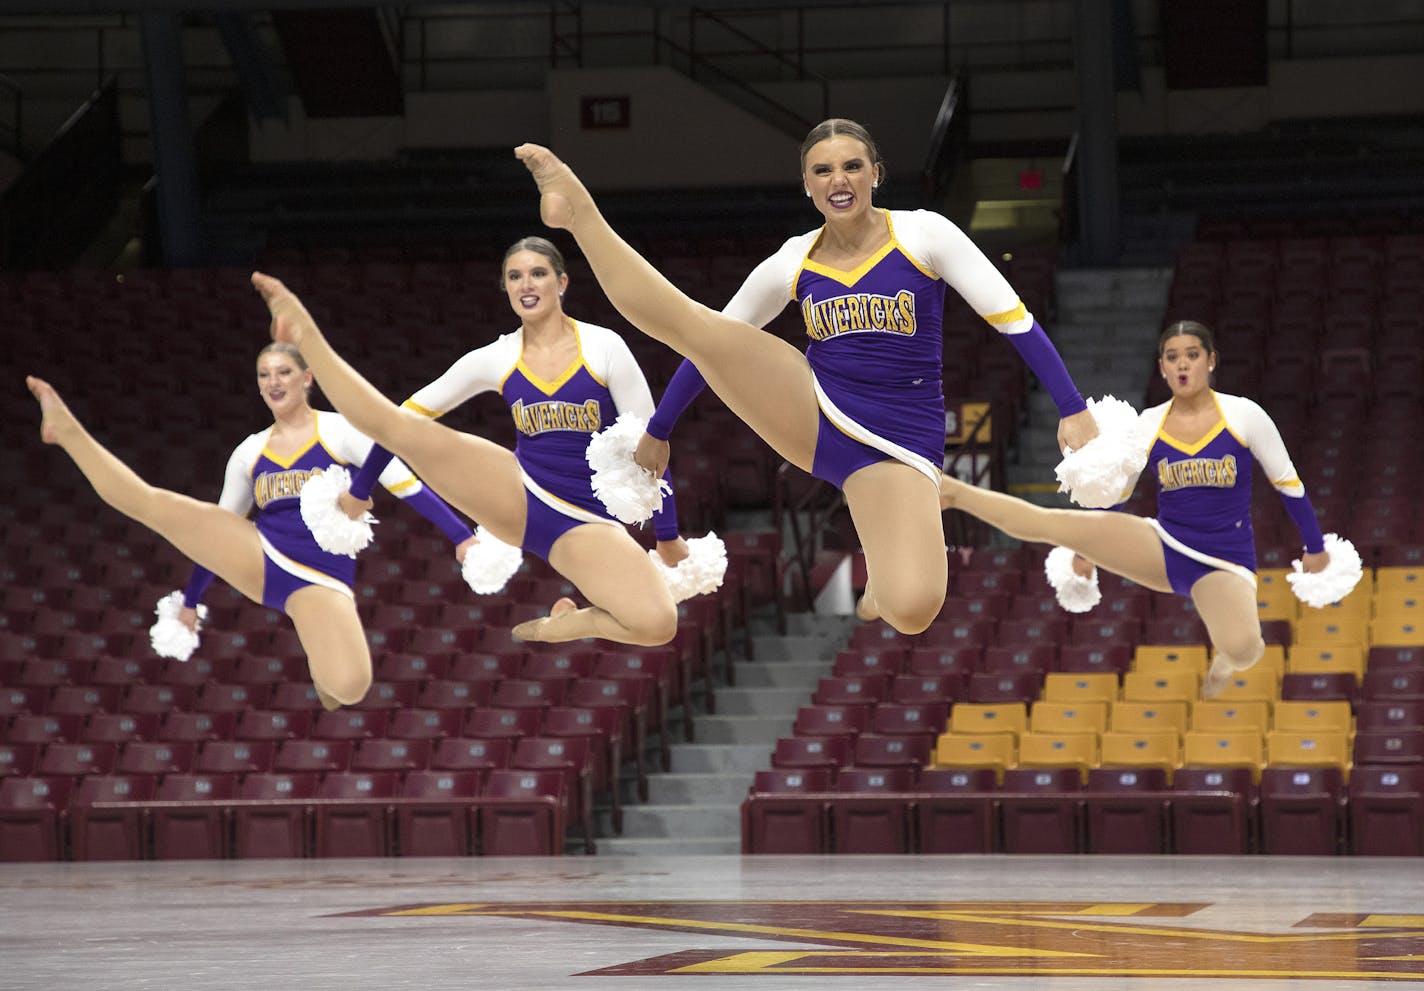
[1201,655,1233,699]
[250,272,314,347]
[511,596,579,642]
[514,143,584,231]
[26,376,78,446]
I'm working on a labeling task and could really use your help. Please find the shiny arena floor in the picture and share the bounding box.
[4,854,1423,990]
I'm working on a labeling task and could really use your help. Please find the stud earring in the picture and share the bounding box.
[872,181,879,189]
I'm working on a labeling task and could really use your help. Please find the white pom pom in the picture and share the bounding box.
[1286,533,1364,609]
[149,590,206,661]
[299,464,376,557]
[461,526,524,594]
[1043,546,1101,613]
[649,532,728,603]
[1055,395,1151,509]
[586,413,670,525]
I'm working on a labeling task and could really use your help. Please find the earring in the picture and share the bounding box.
[804,190,811,198]
[872,181,879,189]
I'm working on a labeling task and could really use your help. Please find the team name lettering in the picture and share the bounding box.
[253,468,315,509]
[802,289,917,342]
[510,398,603,437]
[1157,454,1238,492]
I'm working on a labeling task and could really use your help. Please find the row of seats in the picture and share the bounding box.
[741,764,1424,855]
[0,767,574,861]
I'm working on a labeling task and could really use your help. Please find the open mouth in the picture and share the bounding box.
[520,294,540,308]
[828,191,854,209]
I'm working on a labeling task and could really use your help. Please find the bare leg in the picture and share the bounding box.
[250,275,529,545]
[844,462,946,634]
[514,145,820,471]
[512,525,678,646]
[27,376,266,602]
[285,586,373,708]
[1191,571,1265,698]
[940,474,1172,593]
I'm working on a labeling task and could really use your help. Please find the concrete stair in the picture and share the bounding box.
[593,611,854,855]
[1008,266,1173,506]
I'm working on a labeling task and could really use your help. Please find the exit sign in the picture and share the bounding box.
[581,96,630,129]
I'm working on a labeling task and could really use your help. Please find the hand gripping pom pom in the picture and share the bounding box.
[299,464,376,557]
[461,526,524,594]
[1055,396,1151,509]
[1286,533,1364,609]
[149,590,207,661]
[1044,546,1101,614]
[649,532,728,603]
[586,413,671,524]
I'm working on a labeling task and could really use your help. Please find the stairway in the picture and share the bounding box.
[1006,266,1174,507]
[594,611,855,855]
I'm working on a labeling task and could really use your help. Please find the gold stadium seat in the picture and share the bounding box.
[1375,567,1424,600]
[934,733,1015,781]
[1295,613,1368,649]
[948,702,1028,741]
[1213,667,1281,705]
[1109,700,1189,741]
[1265,730,1352,772]
[1029,700,1108,737]
[1286,644,1366,680]
[1099,730,1180,776]
[1182,729,1265,779]
[1121,671,1200,707]
[1042,672,1119,706]
[1271,700,1354,740]
[1133,645,1210,677]
[1016,732,1098,782]
[1192,700,1271,735]
[1369,617,1424,647]
[1255,578,1298,623]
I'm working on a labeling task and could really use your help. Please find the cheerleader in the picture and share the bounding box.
[251,237,687,647]
[26,342,475,710]
[514,123,1097,635]
[938,320,1337,696]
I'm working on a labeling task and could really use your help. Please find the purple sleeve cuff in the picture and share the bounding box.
[400,486,474,546]
[1005,319,1088,417]
[182,566,216,609]
[349,445,395,500]
[646,360,708,441]
[1281,492,1326,554]
[651,468,680,541]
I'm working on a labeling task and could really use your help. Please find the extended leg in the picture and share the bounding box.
[515,145,820,471]
[1192,571,1265,698]
[513,525,678,646]
[250,275,528,544]
[285,586,373,708]
[940,474,1172,593]
[28,376,265,601]
[844,462,946,635]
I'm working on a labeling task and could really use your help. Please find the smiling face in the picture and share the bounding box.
[255,346,312,417]
[801,133,880,223]
[1159,332,1216,399]
[503,248,569,323]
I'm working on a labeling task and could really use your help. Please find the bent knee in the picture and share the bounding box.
[319,667,373,707]
[879,589,945,637]
[621,598,678,647]
[1218,635,1266,671]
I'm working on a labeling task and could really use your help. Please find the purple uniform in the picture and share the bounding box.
[184,411,455,612]
[1133,392,1324,595]
[647,209,1086,488]
[399,321,678,560]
